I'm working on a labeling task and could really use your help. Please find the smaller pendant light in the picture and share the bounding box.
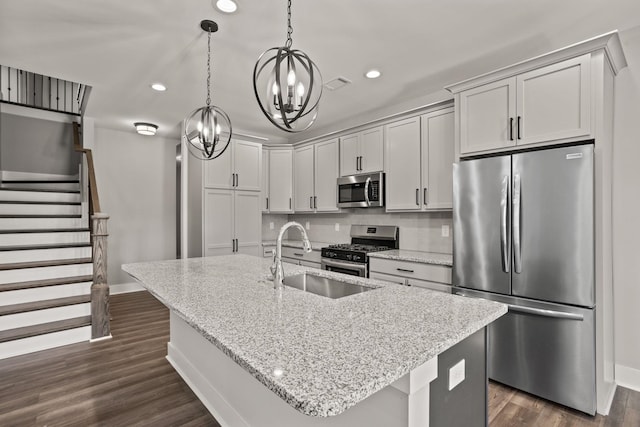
[253,0,322,133]
[184,20,232,160]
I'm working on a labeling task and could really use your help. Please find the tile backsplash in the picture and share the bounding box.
[263,209,453,254]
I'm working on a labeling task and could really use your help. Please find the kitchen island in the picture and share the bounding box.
[123,255,506,427]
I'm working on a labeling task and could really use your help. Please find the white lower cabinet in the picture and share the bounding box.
[204,189,261,257]
[281,246,321,268]
[369,258,452,293]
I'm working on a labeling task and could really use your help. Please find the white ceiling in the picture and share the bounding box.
[1,0,639,144]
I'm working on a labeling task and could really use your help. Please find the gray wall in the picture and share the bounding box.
[0,111,80,175]
[92,126,177,285]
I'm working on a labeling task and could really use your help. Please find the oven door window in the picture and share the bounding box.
[325,265,361,276]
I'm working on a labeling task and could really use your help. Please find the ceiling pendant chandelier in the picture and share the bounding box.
[184,20,232,160]
[253,0,322,133]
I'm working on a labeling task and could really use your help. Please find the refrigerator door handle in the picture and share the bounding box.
[507,304,584,321]
[513,173,522,273]
[500,175,510,273]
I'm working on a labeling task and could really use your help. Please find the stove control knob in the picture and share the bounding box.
[346,254,352,260]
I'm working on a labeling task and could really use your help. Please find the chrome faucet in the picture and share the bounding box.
[271,221,312,290]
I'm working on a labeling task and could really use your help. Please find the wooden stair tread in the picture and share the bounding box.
[0,275,93,292]
[0,315,91,343]
[0,200,81,205]
[0,214,82,219]
[0,228,90,234]
[0,187,80,194]
[0,243,91,252]
[0,258,92,271]
[0,294,91,316]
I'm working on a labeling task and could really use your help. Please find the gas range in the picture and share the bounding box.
[321,225,399,277]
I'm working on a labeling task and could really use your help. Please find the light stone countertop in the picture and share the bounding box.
[369,249,453,266]
[262,240,333,251]
[122,254,505,417]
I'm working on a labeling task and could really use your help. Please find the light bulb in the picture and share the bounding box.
[287,69,296,86]
[272,81,279,95]
[197,121,203,132]
[216,123,221,135]
[297,82,305,97]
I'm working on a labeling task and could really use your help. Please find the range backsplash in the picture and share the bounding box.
[262,209,452,254]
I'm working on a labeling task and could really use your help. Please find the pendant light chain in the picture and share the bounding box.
[285,0,293,48]
[206,29,212,106]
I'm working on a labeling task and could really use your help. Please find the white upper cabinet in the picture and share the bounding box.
[314,138,339,212]
[516,54,590,145]
[268,148,294,213]
[204,139,262,191]
[261,149,269,212]
[385,108,455,212]
[293,138,340,213]
[294,145,315,212]
[339,126,383,176]
[458,54,591,155]
[421,108,455,210]
[385,117,422,211]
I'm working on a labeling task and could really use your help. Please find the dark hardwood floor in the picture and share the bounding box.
[0,290,638,426]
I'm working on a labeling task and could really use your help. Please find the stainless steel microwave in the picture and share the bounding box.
[337,172,384,208]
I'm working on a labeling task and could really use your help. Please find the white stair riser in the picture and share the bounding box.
[1,246,92,264]
[0,303,91,331]
[1,183,80,191]
[0,217,86,230]
[0,231,90,247]
[0,282,92,306]
[0,263,93,284]
[0,203,82,216]
[1,171,79,182]
[0,325,90,360]
[0,190,80,203]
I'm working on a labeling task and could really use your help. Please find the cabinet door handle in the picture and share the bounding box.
[517,116,522,140]
[294,252,304,257]
[415,188,419,206]
[310,196,313,209]
[289,198,292,210]
[509,117,514,141]
[266,197,269,210]
[397,268,415,273]
[423,188,428,206]
[236,173,239,187]
[314,196,317,209]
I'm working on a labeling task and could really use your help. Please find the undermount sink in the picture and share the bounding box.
[283,273,376,299]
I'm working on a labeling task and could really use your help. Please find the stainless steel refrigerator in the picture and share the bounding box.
[452,143,596,415]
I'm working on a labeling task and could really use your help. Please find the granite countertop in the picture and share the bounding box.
[261,240,333,251]
[369,249,453,267]
[122,255,505,417]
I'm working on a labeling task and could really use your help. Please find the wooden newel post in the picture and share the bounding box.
[91,213,111,339]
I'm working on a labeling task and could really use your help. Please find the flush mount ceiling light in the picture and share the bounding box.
[134,122,158,136]
[151,83,167,91]
[215,0,237,13]
[183,20,232,161]
[365,69,381,79]
[253,0,322,133]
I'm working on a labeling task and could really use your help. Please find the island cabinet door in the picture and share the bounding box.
[203,189,234,256]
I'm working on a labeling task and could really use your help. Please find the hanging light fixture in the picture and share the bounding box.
[253,0,322,133]
[183,20,232,160]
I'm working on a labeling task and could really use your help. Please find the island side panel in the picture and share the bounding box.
[166,311,439,427]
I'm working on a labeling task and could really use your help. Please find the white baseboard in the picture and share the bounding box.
[616,364,640,392]
[110,282,144,295]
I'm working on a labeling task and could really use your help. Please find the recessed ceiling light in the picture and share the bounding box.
[215,0,238,13]
[365,69,381,79]
[151,83,166,91]
[134,122,158,136]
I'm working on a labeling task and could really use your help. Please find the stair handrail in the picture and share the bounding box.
[72,121,110,340]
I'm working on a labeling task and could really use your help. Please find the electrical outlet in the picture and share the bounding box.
[335,223,340,232]
[442,224,450,237]
[448,359,465,391]
[269,222,274,230]
[305,221,310,230]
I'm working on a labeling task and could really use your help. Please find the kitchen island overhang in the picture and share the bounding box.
[123,255,506,426]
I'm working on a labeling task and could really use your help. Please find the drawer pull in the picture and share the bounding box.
[294,252,305,257]
[397,268,414,273]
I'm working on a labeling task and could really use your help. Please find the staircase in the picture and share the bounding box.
[0,171,93,359]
